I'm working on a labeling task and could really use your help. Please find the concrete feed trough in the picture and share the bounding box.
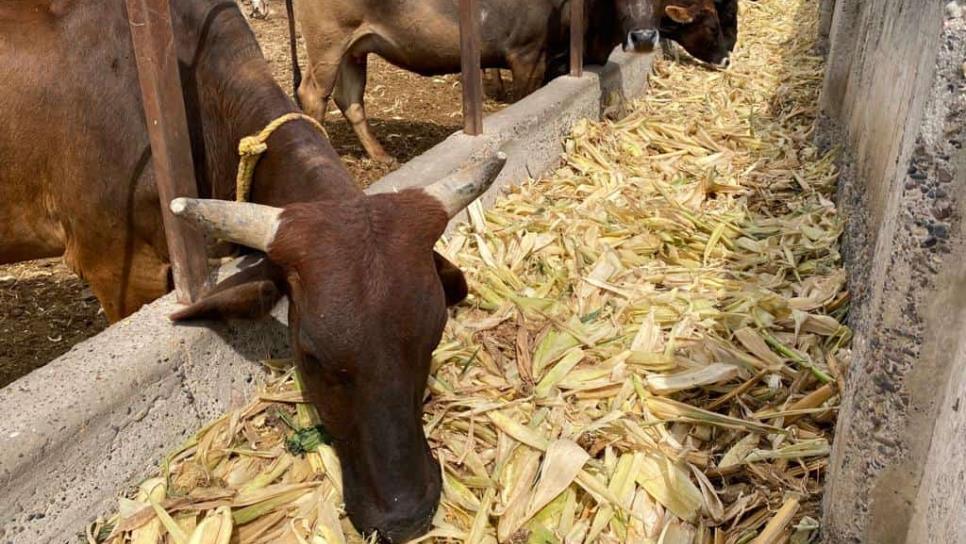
[818,0,966,542]
[0,49,654,543]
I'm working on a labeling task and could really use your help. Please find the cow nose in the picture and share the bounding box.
[359,482,440,543]
[347,456,442,543]
[626,29,660,52]
[717,56,731,69]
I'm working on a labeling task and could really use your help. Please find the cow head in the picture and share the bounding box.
[170,153,507,542]
[249,0,269,19]
[614,0,661,53]
[661,0,732,67]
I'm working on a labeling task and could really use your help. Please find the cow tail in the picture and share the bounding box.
[285,0,302,106]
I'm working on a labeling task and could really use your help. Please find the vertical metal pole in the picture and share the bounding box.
[460,0,483,136]
[126,0,208,303]
[570,0,585,77]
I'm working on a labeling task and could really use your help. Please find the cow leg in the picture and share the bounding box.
[507,49,547,99]
[297,35,353,124]
[297,65,336,124]
[333,54,394,164]
[484,69,508,101]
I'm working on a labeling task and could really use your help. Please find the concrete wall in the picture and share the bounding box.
[0,49,653,543]
[819,0,966,542]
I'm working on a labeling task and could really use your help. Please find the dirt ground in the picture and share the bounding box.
[0,1,511,386]
[0,260,108,388]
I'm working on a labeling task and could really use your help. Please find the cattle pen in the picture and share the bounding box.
[1,1,965,544]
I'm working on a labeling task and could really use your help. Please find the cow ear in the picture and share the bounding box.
[170,280,283,321]
[433,251,468,307]
[665,5,695,23]
[170,257,285,321]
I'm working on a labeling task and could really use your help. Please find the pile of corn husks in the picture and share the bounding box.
[90,0,848,542]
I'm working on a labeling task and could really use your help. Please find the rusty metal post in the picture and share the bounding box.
[126,0,209,303]
[570,0,585,77]
[459,0,483,136]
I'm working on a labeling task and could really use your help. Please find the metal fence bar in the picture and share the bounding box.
[570,0,585,77]
[126,0,209,303]
[459,0,483,135]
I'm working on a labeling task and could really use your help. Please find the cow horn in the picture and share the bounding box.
[170,198,283,252]
[423,151,508,218]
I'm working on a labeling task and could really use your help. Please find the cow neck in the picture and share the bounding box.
[184,3,361,209]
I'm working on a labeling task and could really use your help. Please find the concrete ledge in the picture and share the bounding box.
[0,290,290,543]
[0,47,653,543]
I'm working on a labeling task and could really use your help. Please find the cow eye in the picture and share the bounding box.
[302,352,355,387]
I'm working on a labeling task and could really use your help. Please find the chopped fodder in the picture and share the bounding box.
[91,0,846,542]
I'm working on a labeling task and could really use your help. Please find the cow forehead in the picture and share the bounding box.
[287,251,445,352]
[270,193,448,267]
[616,0,653,12]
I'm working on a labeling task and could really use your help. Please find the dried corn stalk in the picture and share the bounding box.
[91,0,844,542]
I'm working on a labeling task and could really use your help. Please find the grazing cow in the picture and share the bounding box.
[289,0,734,164]
[0,1,502,541]
[657,0,734,67]
[289,0,663,164]
[545,0,738,81]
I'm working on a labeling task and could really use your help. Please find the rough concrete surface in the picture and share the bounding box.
[0,48,654,543]
[0,290,290,544]
[819,0,966,542]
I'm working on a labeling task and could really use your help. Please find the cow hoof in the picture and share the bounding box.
[371,154,397,166]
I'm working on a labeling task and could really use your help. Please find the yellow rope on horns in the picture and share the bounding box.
[235,112,327,203]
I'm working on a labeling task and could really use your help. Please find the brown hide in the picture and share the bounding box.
[0,2,478,541]
[0,0,355,320]
[716,0,739,53]
[291,0,658,163]
[291,0,734,163]
[272,191,453,540]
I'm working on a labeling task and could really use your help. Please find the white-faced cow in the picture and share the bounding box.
[544,0,739,81]
[288,0,734,163]
[250,0,270,19]
[0,1,503,541]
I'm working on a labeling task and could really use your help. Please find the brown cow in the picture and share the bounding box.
[545,0,738,80]
[0,1,502,541]
[289,0,733,164]
[658,0,734,67]
[289,0,662,164]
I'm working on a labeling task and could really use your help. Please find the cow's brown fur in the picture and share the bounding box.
[0,2,471,541]
[291,0,733,163]
[716,0,739,52]
[291,0,658,163]
[657,0,733,66]
[0,0,355,320]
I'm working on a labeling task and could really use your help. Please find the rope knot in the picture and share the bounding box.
[234,113,328,203]
[238,136,269,157]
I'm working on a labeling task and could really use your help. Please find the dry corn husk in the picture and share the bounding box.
[91,0,843,542]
